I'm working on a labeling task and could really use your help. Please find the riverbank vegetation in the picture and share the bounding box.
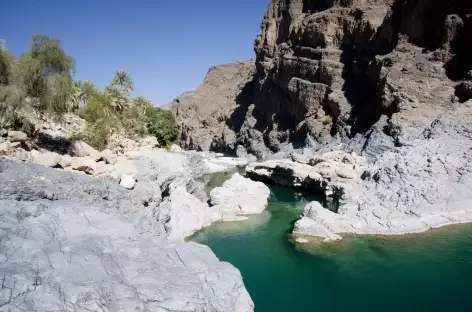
[0,34,178,150]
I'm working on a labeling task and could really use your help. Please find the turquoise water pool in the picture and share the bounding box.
[193,177,472,312]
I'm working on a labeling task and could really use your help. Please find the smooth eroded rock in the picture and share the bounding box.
[33,152,62,168]
[7,130,27,142]
[69,140,101,161]
[0,159,254,311]
[210,173,270,219]
[71,156,96,175]
[120,174,136,190]
[100,148,118,165]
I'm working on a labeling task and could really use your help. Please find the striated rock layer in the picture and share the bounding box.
[251,0,472,157]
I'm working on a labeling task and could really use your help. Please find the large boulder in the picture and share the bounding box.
[158,177,214,240]
[100,148,118,165]
[108,158,139,181]
[33,152,62,168]
[58,154,73,168]
[69,140,101,161]
[71,157,96,175]
[210,173,270,220]
[0,141,9,155]
[7,130,27,142]
[169,144,183,153]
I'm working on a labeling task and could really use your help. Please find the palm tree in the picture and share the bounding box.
[105,85,128,112]
[67,80,98,111]
[133,95,151,116]
[81,80,98,98]
[110,70,133,94]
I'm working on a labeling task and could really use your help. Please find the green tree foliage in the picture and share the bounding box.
[133,95,151,116]
[0,85,24,127]
[146,106,179,146]
[105,85,129,111]
[0,42,14,85]
[110,70,133,93]
[0,34,180,150]
[14,34,75,114]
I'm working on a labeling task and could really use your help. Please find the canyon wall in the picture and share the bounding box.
[173,0,472,159]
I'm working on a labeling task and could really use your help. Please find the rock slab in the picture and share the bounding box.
[0,159,254,311]
[210,173,271,220]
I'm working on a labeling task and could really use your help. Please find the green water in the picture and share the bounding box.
[193,175,472,312]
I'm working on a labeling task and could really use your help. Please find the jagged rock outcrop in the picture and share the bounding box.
[246,151,367,209]
[292,100,472,241]
[170,60,256,152]
[251,0,472,156]
[0,159,254,311]
[172,0,472,160]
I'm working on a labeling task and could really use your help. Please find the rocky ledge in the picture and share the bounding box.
[0,158,254,311]
[248,101,472,241]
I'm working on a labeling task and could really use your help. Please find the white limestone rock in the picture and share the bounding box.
[58,154,73,168]
[292,102,472,240]
[69,140,101,161]
[108,157,139,181]
[120,174,136,190]
[33,151,62,168]
[0,141,9,155]
[170,144,183,153]
[246,151,367,207]
[210,173,270,220]
[293,202,343,241]
[203,156,250,174]
[0,159,254,312]
[158,178,214,240]
[71,156,96,175]
[100,148,118,165]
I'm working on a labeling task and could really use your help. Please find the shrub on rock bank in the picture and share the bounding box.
[73,71,179,150]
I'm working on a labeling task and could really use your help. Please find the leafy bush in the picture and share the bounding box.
[79,91,113,122]
[146,106,179,146]
[0,85,24,128]
[0,44,14,85]
[14,34,75,115]
[70,121,112,151]
[121,105,148,137]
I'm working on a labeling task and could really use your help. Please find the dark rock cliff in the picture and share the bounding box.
[170,60,255,152]
[172,0,472,159]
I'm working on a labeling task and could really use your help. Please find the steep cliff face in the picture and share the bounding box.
[170,60,255,152]
[250,0,472,157]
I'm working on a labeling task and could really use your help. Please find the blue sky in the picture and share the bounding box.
[1,0,269,105]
